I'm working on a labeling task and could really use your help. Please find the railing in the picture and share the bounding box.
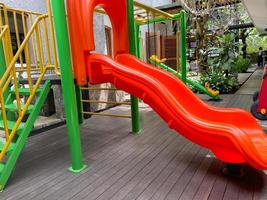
[80,87,132,118]
[0,2,60,75]
[0,2,59,161]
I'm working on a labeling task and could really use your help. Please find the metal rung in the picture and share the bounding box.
[82,111,131,118]
[80,87,121,91]
[81,100,131,105]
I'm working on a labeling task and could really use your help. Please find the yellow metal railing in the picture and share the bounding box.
[94,1,175,24]
[0,2,60,75]
[80,87,132,118]
[0,2,59,161]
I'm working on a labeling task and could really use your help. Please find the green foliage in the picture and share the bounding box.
[200,71,239,94]
[232,56,251,73]
[210,33,238,73]
[246,29,267,53]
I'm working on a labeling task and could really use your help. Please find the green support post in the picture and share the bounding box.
[140,13,180,25]
[127,0,141,134]
[51,0,86,173]
[0,41,8,100]
[180,10,187,83]
[0,41,16,121]
[135,23,141,59]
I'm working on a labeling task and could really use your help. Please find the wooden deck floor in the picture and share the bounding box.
[2,70,267,200]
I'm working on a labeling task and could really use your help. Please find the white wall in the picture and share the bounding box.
[242,0,267,34]
[137,0,172,7]
[1,0,47,13]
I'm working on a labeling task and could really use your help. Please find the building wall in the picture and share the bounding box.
[138,0,172,7]
[1,0,47,13]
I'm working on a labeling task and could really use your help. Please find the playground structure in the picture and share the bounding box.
[0,1,60,190]
[251,67,267,120]
[245,0,267,120]
[129,4,220,100]
[150,55,220,99]
[0,0,266,192]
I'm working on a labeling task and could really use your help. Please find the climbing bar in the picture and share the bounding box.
[134,1,174,19]
[81,99,131,105]
[0,2,59,75]
[94,1,176,25]
[82,111,132,118]
[80,87,122,91]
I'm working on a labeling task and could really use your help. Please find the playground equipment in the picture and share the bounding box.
[251,66,267,120]
[0,2,60,190]
[0,0,267,192]
[130,4,220,100]
[244,0,267,119]
[150,55,220,99]
[67,0,267,172]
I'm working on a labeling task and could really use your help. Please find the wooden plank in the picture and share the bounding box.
[21,118,171,199]
[1,115,135,195]
[79,134,186,200]
[207,167,228,200]
[237,166,256,200]
[132,144,199,200]
[2,118,131,195]
[178,153,214,200]
[97,136,197,200]
[62,131,176,200]
[192,160,222,200]
[164,149,209,200]
[3,115,168,199]
[150,149,206,200]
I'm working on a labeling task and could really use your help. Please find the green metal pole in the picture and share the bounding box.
[127,0,141,134]
[180,10,187,83]
[135,23,141,59]
[0,41,15,121]
[51,0,86,173]
[0,41,8,100]
[138,13,180,25]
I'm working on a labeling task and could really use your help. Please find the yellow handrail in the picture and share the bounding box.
[0,3,43,16]
[0,14,48,87]
[94,1,175,25]
[0,2,60,161]
[47,0,60,75]
[0,25,8,39]
[0,14,48,160]
[0,2,60,76]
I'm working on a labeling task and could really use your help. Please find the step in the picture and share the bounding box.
[5,103,34,113]
[0,163,4,173]
[0,120,25,133]
[10,88,42,96]
[0,138,15,154]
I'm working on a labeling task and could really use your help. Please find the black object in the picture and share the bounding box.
[250,101,267,120]
[253,91,259,102]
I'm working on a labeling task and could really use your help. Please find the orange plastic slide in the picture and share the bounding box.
[66,0,267,170]
[87,53,267,169]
